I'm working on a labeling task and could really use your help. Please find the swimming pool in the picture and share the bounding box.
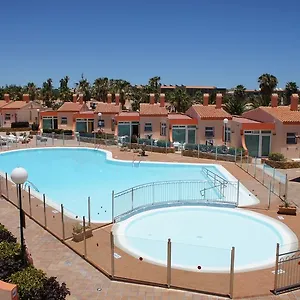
[113,206,298,272]
[0,148,258,222]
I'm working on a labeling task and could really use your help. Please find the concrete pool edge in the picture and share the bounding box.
[112,206,299,273]
[0,147,259,223]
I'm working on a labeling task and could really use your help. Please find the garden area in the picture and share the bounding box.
[0,223,70,299]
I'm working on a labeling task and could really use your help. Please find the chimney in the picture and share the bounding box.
[215,93,223,109]
[290,94,299,111]
[150,93,155,104]
[79,94,84,105]
[115,94,120,106]
[203,94,209,106]
[107,94,112,104]
[271,93,278,107]
[160,93,165,107]
[4,94,10,103]
[23,94,30,103]
[72,94,77,103]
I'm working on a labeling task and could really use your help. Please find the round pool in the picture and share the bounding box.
[113,206,298,272]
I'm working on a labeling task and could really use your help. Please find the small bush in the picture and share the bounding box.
[11,122,30,129]
[40,277,70,300]
[0,258,24,281]
[268,152,285,162]
[0,241,21,260]
[0,223,17,243]
[31,123,39,131]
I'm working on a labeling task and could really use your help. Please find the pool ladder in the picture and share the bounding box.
[23,180,40,193]
[132,155,142,167]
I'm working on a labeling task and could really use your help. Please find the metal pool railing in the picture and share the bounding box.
[112,179,239,222]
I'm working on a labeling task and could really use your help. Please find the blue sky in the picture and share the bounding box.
[1,0,299,89]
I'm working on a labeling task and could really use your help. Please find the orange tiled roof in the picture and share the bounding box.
[168,113,194,120]
[191,105,232,120]
[57,102,85,112]
[0,100,11,108]
[140,103,168,116]
[1,101,28,109]
[259,106,300,123]
[95,103,121,114]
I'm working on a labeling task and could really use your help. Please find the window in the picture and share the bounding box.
[144,122,152,132]
[287,133,297,144]
[5,114,10,121]
[160,123,167,136]
[61,117,67,125]
[205,127,214,138]
[225,127,231,142]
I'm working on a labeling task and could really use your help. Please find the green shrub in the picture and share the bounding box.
[0,258,24,281]
[41,277,70,300]
[268,152,285,162]
[0,241,21,260]
[31,123,39,131]
[11,122,30,128]
[0,223,17,243]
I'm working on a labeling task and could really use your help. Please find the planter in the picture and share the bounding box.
[72,228,93,242]
[262,158,300,169]
[277,205,297,216]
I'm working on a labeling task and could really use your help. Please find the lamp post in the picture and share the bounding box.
[36,109,40,128]
[98,112,102,128]
[11,167,28,265]
[223,118,229,146]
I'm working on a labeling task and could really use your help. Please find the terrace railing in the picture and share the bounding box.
[113,179,239,222]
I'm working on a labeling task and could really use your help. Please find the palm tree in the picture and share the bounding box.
[284,82,298,105]
[225,85,247,115]
[129,86,147,111]
[258,73,278,106]
[41,78,54,107]
[75,74,91,102]
[3,85,23,101]
[24,82,37,101]
[193,90,203,104]
[59,76,72,102]
[109,79,131,108]
[165,87,192,113]
[148,76,161,102]
[92,77,109,101]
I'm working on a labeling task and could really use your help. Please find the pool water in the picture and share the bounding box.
[0,148,256,222]
[113,206,298,272]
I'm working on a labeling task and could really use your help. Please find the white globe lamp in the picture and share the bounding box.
[11,167,28,185]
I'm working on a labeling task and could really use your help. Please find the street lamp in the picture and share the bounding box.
[223,118,229,146]
[36,109,40,131]
[98,112,102,129]
[11,167,28,265]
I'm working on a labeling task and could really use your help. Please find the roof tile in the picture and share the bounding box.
[190,105,232,120]
[259,106,300,123]
[95,103,121,114]
[1,101,28,109]
[140,103,168,116]
[57,102,85,112]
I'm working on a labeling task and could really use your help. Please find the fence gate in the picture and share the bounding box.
[274,244,300,294]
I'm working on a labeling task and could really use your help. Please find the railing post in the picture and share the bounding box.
[151,139,153,152]
[254,157,257,178]
[88,196,91,227]
[197,144,200,158]
[152,182,155,204]
[284,174,288,202]
[131,188,134,210]
[78,133,81,145]
[52,132,54,146]
[35,135,38,147]
[28,186,32,217]
[61,204,65,241]
[110,231,115,278]
[234,148,237,163]
[240,150,243,168]
[62,131,65,146]
[236,181,240,207]
[268,182,272,210]
[83,216,87,257]
[274,243,280,292]
[215,147,217,160]
[5,172,8,197]
[43,194,47,227]
[111,190,115,223]
[165,140,167,154]
[262,164,265,185]
[229,246,235,299]
[272,168,276,193]
[167,238,171,288]
[94,132,96,147]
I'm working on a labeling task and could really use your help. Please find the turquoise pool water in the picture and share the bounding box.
[0,148,242,222]
[114,206,298,272]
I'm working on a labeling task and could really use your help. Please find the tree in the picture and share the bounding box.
[59,76,72,102]
[24,82,37,101]
[148,76,161,101]
[193,90,203,104]
[165,87,192,113]
[284,82,298,105]
[75,74,91,102]
[109,79,131,108]
[92,77,109,101]
[225,85,247,115]
[41,78,54,107]
[3,85,23,101]
[129,86,149,111]
[258,73,278,106]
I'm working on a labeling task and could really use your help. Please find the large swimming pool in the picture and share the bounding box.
[0,148,258,222]
[113,206,298,272]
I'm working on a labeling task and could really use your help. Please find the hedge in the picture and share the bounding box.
[43,129,73,135]
[11,122,29,128]
[0,127,31,132]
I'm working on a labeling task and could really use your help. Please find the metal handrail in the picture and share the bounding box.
[23,180,40,193]
[201,167,228,185]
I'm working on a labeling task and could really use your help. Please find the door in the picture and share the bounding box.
[245,135,259,157]
[261,135,271,157]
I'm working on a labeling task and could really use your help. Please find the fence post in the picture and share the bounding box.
[35,135,38,147]
[234,148,237,163]
[28,186,32,217]
[62,131,65,146]
[271,168,276,193]
[78,133,81,146]
[83,216,87,257]
[236,181,240,207]
[52,132,54,146]
[229,246,235,299]
[61,204,65,241]
[262,164,265,185]
[247,156,250,173]
[110,231,115,278]
[5,172,8,198]
[284,174,288,202]
[254,157,257,178]
[131,188,134,210]
[240,151,243,168]
[167,238,171,288]
[197,144,200,158]
[151,139,153,152]
[274,243,280,292]
[165,140,167,154]
[152,182,155,204]
[111,190,114,223]
[88,196,91,227]
[93,132,96,147]
[268,182,272,210]
[215,147,217,160]
[43,194,47,227]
